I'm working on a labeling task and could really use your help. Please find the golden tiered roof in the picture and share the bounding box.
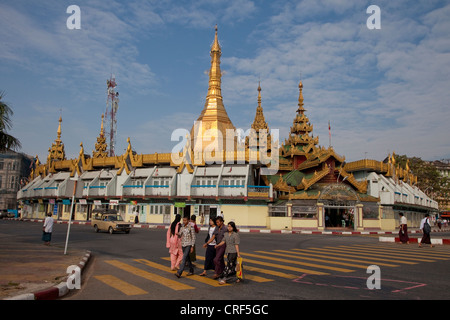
[190,25,236,155]
[264,80,371,198]
[92,114,108,159]
[245,82,271,152]
[280,81,319,159]
[47,116,66,162]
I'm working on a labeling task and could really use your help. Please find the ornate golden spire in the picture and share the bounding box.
[281,80,319,159]
[56,116,62,142]
[93,114,108,158]
[297,81,305,113]
[205,24,224,107]
[246,82,271,151]
[191,25,236,155]
[48,116,66,162]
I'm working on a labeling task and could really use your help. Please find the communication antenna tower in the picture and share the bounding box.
[105,75,119,157]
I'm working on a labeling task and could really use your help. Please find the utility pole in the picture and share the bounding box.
[64,175,78,255]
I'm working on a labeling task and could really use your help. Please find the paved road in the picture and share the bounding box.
[1,219,450,304]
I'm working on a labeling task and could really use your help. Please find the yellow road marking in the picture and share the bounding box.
[257,250,375,269]
[105,260,193,291]
[192,256,273,283]
[240,255,329,275]
[244,265,298,279]
[276,250,399,267]
[137,258,230,287]
[94,275,148,296]
[241,252,354,273]
[293,248,416,265]
[362,243,450,254]
[350,244,450,259]
[325,247,433,262]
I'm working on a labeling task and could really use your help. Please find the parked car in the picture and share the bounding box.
[0,210,8,219]
[92,208,131,234]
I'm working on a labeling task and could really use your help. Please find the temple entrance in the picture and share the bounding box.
[325,207,355,229]
[319,184,360,230]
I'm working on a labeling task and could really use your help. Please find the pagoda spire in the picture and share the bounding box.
[56,116,62,142]
[48,116,66,162]
[297,81,306,113]
[205,24,224,107]
[281,80,319,160]
[191,25,236,155]
[246,82,271,151]
[93,114,108,158]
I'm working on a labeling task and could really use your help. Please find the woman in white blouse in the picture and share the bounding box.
[199,218,217,276]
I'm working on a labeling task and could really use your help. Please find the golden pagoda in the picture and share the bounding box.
[190,25,236,157]
[92,114,108,159]
[245,82,271,152]
[280,81,319,168]
[264,80,368,198]
[47,116,66,162]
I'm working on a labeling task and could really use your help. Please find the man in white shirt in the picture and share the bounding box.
[419,214,434,248]
[42,213,54,246]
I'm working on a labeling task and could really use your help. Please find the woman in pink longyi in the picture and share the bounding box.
[166,214,183,270]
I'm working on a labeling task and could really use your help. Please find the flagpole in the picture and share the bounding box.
[328,120,331,148]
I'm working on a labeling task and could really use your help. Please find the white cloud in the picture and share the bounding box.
[221,1,450,161]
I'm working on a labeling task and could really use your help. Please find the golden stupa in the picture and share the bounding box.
[190,25,236,158]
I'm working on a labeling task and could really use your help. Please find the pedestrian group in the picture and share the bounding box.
[167,212,241,285]
[398,212,435,247]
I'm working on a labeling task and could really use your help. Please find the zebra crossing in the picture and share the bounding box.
[93,243,450,296]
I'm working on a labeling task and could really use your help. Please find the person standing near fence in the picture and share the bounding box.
[419,214,434,248]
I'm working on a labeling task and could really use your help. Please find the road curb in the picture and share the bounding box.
[379,236,450,245]
[4,250,92,300]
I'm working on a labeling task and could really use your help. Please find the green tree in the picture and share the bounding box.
[394,154,442,196]
[0,91,21,151]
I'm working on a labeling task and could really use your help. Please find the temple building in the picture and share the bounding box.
[17,27,438,231]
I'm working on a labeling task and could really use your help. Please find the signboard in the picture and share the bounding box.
[94,200,102,206]
[110,200,119,206]
[175,202,186,208]
[62,199,71,205]
[53,204,58,216]
[79,199,87,205]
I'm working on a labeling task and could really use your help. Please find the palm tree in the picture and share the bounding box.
[0,91,21,151]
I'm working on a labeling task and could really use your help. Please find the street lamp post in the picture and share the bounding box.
[64,175,78,255]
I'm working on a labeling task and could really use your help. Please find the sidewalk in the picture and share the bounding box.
[0,240,91,300]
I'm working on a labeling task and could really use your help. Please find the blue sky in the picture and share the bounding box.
[1,0,449,163]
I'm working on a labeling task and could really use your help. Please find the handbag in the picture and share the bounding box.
[236,256,244,280]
